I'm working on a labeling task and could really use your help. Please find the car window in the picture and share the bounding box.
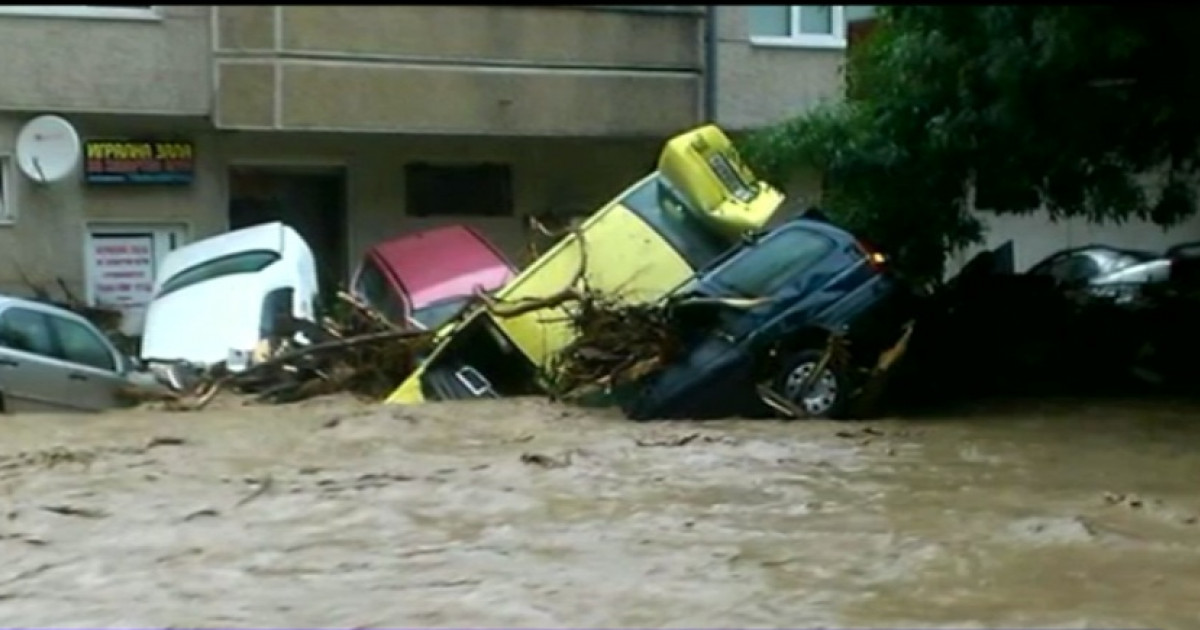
[1092,249,1150,275]
[0,307,56,358]
[620,174,730,269]
[158,250,281,299]
[1048,253,1104,284]
[711,227,837,298]
[353,259,407,323]
[48,316,116,372]
[412,296,471,330]
[1168,242,1200,259]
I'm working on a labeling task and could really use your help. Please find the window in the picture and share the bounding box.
[405,163,513,217]
[711,226,836,298]
[0,308,56,358]
[48,316,116,372]
[352,259,407,324]
[1033,249,1153,287]
[0,156,12,224]
[157,250,280,299]
[412,296,473,331]
[619,174,730,270]
[748,5,847,48]
[0,5,159,20]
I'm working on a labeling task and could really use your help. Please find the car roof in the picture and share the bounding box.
[0,294,92,322]
[1040,244,1159,262]
[367,225,515,307]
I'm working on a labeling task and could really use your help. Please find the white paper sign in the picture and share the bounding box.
[90,233,156,307]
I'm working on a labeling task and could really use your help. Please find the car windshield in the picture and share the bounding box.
[412,295,472,330]
[353,258,407,323]
[157,250,280,299]
[619,173,731,269]
[709,226,836,298]
[1034,248,1152,285]
[1168,242,1200,259]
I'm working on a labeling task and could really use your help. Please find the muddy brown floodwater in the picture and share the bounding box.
[1,395,1199,628]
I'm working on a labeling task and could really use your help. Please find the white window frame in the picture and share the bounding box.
[0,155,14,225]
[750,5,847,50]
[0,5,161,21]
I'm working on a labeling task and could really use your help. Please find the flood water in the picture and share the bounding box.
[1,395,1198,628]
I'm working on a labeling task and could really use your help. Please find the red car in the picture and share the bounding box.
[350,225,516,330]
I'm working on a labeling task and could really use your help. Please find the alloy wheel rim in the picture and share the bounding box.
[784,362,839,415]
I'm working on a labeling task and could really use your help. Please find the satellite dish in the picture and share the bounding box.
[15,114,81,184]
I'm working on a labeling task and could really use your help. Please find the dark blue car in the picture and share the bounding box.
[622,214,915,420]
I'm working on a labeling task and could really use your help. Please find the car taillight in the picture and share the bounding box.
[857,239,888,271]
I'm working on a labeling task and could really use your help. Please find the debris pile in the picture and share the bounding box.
[153,292,434,411]
[548,292,682,401]
[477,225,684,401]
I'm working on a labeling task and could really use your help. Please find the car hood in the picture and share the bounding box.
[1091,259,1172,285]
[141,275,267,366]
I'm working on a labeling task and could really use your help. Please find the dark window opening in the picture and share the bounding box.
[406,163,514,217]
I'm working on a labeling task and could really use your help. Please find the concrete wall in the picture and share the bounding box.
[216,133,660,267]
[0,113,221,298]
[214,6,704,136]
[0,114,659,296]
[713,6,846,131]
[0,6,209,115]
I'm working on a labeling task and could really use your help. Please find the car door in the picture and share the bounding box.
[0,306,69,412]
[44,313,127,411]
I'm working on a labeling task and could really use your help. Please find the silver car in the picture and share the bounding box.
[0,295,149,413]
[1027,245,1171,302]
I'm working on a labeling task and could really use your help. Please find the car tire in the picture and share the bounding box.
[773,349,850,419]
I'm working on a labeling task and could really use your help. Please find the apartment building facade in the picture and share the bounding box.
[0,4,857,329]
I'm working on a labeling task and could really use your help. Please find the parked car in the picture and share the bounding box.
[1026,244,1170,302]
[620,213,915,420]
[1165,241,1200,289]
[140,221,320,372]
[350,225,516,331]
[0,294,159,413]
[386,124,786,404]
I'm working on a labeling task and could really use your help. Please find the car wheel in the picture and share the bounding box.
[774,349,849,419]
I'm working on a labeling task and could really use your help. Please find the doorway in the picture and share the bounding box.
[227,166,348,291]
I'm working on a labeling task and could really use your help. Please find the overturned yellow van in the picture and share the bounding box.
[387,124,785,404]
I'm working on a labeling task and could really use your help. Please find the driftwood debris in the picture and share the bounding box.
[549,294,682,400]
[474,222,682,399]
[153,292,434,411]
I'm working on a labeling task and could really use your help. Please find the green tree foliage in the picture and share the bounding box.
[740,5,1200,282]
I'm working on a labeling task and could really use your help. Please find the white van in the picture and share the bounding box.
[140,222,319,372]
